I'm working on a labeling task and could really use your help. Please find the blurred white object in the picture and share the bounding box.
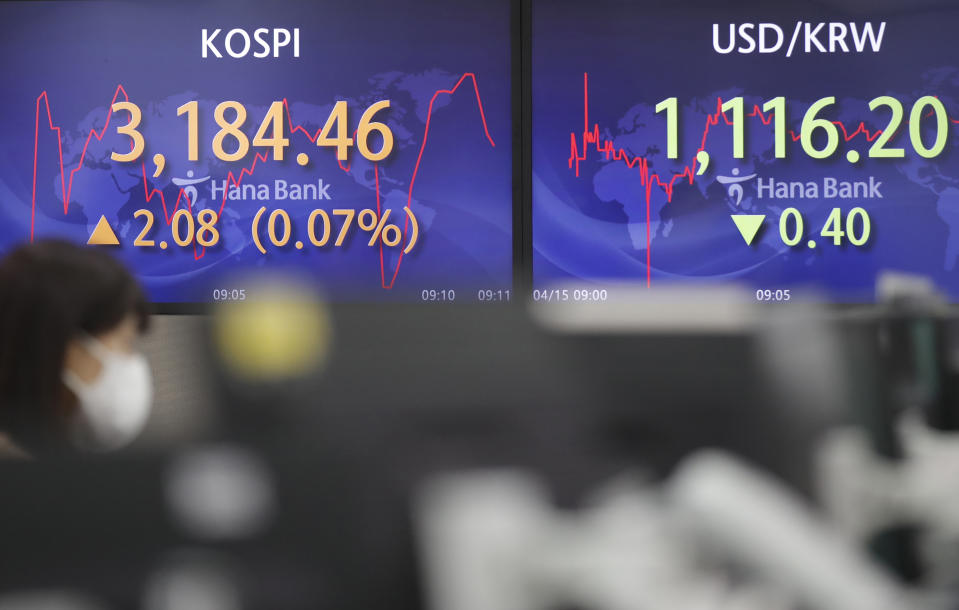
[415,473,547,610]
[530,284,758,334]
[143,552,242,610]
[416,471,730,610]
[669,452,911,610]
[416,452,920,610]
[166,445,275,540]
[819,413,959,590]
[64,335,154,452]
[875,272,941,304]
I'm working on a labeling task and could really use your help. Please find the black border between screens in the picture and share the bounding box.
[513,0,532,300]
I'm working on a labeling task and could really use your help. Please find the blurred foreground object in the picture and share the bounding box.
[818,272,959,596]
[208,274,332,441]
[211,277,332,383]
[3,278,959,607]
[0,239,152,456]
[415,453,917,610]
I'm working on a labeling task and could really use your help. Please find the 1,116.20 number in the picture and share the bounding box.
[654,95,950,160]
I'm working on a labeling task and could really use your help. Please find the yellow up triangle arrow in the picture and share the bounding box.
[88,215,120,246]
[731,214,766,246]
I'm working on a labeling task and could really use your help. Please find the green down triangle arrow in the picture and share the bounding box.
[731,214,766,246]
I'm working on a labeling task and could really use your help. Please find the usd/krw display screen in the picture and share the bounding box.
[533,0,959,303]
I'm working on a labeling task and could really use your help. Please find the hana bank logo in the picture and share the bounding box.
[716,168,757,206]
[716,169,884,201]
[172,170,212,209]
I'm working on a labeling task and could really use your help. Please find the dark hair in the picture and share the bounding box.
[0,240,150,452]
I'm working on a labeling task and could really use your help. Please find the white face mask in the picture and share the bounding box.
[62,336,153,451]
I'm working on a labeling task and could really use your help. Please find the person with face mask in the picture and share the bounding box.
[0,240,153,457]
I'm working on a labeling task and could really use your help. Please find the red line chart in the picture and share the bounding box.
[568,72,958,286]
[31,72,495,289]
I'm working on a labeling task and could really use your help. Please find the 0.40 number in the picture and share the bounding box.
[779,207,870,247]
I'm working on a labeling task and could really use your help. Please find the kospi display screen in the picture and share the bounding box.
[0,0,513,304]
[532,0,959,303]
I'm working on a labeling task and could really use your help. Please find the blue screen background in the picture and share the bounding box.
[532,0,959,303]
[0,0,513,303]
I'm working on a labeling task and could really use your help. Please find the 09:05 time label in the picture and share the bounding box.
[756,289,791,302]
